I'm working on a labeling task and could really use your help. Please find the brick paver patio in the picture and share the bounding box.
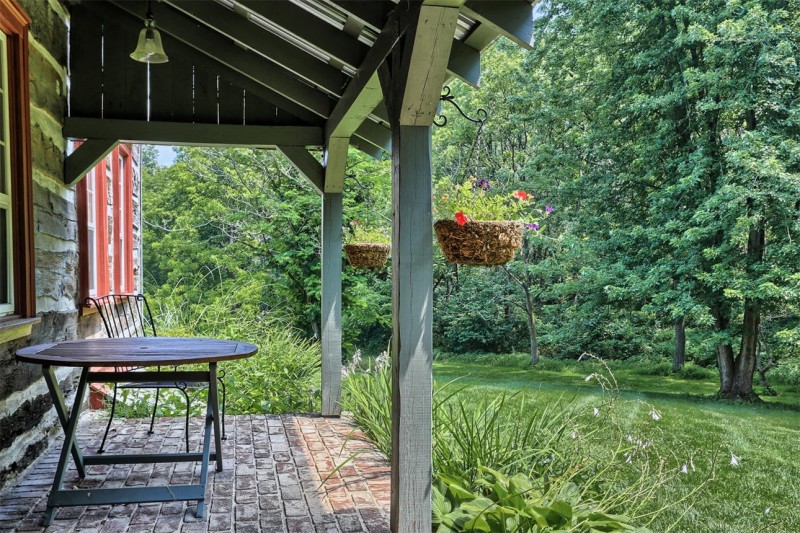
[0,413,390,532]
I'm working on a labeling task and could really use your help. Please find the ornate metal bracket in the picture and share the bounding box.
[434,86,488,127]
[344,172,376,194]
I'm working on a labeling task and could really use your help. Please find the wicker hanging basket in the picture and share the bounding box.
[344,243,391,269]
[434,220,524,266]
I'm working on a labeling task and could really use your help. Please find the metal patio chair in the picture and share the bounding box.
[86,294,227,453]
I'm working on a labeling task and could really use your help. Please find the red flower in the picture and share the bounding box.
[455,211,469,226]
[513,191,529,201]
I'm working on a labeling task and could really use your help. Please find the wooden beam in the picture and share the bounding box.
[321,192,343,416]
[462,1,535,50]
[239,0,368,69]
[165,1,349,97]
[323,137,350,193]
[277,146,324,193]
[325,2,409,141]
[400,6,460,126]
[64,139,119,186]
[332,1,394,32]
[350,134,386,160]
[64,118,323,147]
[355,120,392,154]
[447,39,481,87]
[109,0,333,118]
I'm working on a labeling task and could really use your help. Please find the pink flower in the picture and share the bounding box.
[455,211,469,226]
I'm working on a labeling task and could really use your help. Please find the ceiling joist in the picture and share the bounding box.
[64,118,324,148]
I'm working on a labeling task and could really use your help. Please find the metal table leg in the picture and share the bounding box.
[41,366,86,479]
[43,368,90,526]
[209,363,223,472]
[195,364,215,518]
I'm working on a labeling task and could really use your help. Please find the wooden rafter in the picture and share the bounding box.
[109,0,333,118]
[164,1,349,97]
[64,118,323,147]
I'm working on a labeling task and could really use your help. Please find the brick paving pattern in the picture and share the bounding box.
[0,414,390,532]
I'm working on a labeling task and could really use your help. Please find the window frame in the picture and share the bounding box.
[77,145,110,302]
[0,0,33,320]
[113,145,134,294]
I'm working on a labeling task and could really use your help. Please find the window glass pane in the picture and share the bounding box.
[0,208,7,304]
[88,227,95,294]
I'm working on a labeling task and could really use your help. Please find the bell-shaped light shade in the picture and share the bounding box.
[130,18,168,64]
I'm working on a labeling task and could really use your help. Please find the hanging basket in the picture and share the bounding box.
[434,220,524,266]
[344,243,391,269]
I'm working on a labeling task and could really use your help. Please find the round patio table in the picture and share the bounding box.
[16,337,257,526]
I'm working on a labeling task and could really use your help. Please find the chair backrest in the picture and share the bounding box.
[85,294,157,339]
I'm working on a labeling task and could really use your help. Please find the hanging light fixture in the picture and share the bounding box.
[130,0,169,64]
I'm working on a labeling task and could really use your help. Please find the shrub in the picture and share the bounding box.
[113,288,321,416]
[343,358,708,531]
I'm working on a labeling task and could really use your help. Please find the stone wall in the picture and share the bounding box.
[0,0,143,491]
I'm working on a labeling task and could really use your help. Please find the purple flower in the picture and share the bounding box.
[526,223,540,231]
[476,179,491,191]
[545,205,554,214]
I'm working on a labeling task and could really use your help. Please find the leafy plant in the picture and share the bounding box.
[433,467,650,532]
[345,223,390,245]
[434,176,548,227]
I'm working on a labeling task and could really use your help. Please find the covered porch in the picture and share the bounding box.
[57,1,537,530]
[0,413,390,532]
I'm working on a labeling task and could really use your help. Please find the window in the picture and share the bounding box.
[78,144,134,301]
[0,0,33,320]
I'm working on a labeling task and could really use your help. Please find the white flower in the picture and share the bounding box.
[650,408,662,421]
[584,374,594,382]
[765,507,771,515]
[571,431,579,439]
[680,464,688,474]
[730,453,740,467]
[593,407,600,417]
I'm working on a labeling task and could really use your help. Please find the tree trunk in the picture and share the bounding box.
[525,289,539,366]
[673,316,686,372]
[712,305,735,395]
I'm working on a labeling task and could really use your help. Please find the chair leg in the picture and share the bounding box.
[149,387,161,434]
[178,386,191,452]
[218,376,227,441]
[98,384,119,453]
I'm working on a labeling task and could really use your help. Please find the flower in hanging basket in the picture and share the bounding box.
[433,177,550,266]
[343,223,390,269]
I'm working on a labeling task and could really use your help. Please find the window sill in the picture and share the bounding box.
[0,316,42,344]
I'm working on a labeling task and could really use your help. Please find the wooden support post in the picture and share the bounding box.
[321,192,343,417]
[390,123,434,533]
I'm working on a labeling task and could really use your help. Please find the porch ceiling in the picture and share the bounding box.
[64,0,537,188]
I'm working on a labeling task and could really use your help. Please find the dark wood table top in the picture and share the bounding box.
[16,337,258,367]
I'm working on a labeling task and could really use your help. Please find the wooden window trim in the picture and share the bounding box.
[113,145,133,294]
[77,143,110,303]
[0,0,33,319]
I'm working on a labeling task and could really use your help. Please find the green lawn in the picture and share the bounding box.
[433,359,800,533]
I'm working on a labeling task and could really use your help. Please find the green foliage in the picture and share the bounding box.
[433,468,649,533]
[344,224,390,245]
[433,176,543,224]
[115,285,321,416]
[344,360,705,531]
